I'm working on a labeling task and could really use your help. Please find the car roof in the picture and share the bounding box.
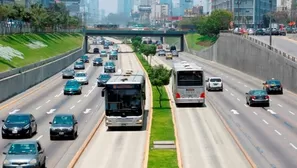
[209,77,222,79]
[100,73,111,76]
[54,114,74,117]
[67,79,78,83]
[8,113,30,117]
[11,139,38,144]
[250,89,266,92]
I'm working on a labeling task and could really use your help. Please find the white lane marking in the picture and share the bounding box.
[77,100,81,103]
[84,84,97,97]
[267,109,277,114]
[226,75,229,78]
[55,91,63,98]
[274,130,282,136]
[230,93,234,96]
[237,81,241,84]
[85,65,91,72]
[277,104,283,107]
[244,85,248,87]
[46,100,51,103]
[230,109,239,114]
[46,109,56,114]
[36,106,42,110]
[36,135,43,140]
[289,111,295,115]
[70,105,75,110]
[237,98,240,101]
[290,143,297,150]
[253,112,258,115]
[83,109,92,114]
[250,87,253,90]
[9,109,20,114]
[96,105,99,108]
[225,89,228,91]
[262,119,269,124]
[270,99,272,102]
[244,104,248,107]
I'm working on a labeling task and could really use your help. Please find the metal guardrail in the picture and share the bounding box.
[220,32,297,63]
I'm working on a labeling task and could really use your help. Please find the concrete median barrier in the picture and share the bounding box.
[186,33,297,93]
[0,38,85,103]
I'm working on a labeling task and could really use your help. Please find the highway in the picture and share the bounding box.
[152,50,297,168]
[251,35,297,57]
[73,38,150,168]
[0,38,121,167]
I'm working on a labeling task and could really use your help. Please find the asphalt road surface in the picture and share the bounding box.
[0,38,121,167]
[251,35,297,57]
[152,50,297,168]
[73,38,150,168]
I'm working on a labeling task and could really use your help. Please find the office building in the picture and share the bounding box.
[276,0,292,11]
[179,0,194,16]
[160,0,173,15]
[118,0,132,17]
[212,0,276,27]
[155,3,169,20]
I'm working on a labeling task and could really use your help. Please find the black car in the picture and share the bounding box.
[170,45,176,52]
[245,90,270,107]
[93,57,103,66]
[255,29,265,35]
[93,48,99,53]
[263,78,283,94]
[62,69,75,79]
[80,55,89,63]
[104,44,109,49]
[2,114,37,139]
[49,114,78,140]
[97,73,111,87]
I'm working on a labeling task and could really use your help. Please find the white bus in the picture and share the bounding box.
[101,70,146,129]
[172,61,205,106]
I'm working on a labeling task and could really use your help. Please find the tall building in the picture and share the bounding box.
[160,0,173,15]
[212,0,277,27]
[118,0,132,17]
[179,0,194,15]
[276,0,292,11]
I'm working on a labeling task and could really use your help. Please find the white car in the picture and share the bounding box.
[206,77,223,91]
[74,72,89,85]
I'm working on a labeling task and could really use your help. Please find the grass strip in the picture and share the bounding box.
[136,52,178,168]
[185,33,217,51]
[0,33,83,72]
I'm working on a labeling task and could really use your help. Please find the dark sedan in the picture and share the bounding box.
[245,89,270,107]
[93,57,103,66]
[97,73,111,87]
[2,114,37,138]
[263,78,283,94]
[49,114,78,140]
[80,55,89,63]
[104,44,109,49]
[62,69,75,79]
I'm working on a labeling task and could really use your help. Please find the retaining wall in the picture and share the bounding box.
[0,38,85,103]
[187,33,297,93]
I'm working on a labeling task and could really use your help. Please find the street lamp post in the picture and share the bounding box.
[269,0,272,49]
[236,0,242,27]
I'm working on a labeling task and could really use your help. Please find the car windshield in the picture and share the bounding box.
[75,73,86,77]
[252,90,267,95]
[53,116,73,125]
[210,78,221,82]
[76,62,83,65]
[8,143,37,155]
[267,80,281,85]
[107,89,141,110]
[100,74,110,79]
[66,81,78,86]
[63,69,73,73]
[81,56,88,59]
[101,51,106,54]
[95,58,102,61]
[6,115,30,124]
[105,62,114,66]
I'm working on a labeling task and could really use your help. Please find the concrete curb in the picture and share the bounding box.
[134,53,154,168]
[67,112,105,168]
[207,99,257,168]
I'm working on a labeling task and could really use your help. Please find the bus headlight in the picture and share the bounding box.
[136,119,143,124]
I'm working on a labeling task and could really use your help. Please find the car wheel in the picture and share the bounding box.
[86,82,89,85]
[28,128,33,138]
[35,124,38,134]
[62,76,65,79]
[280,90,283,94]
[2,134,7,139]
[265,103,270,107]
[50,136,55,141]
[41,157,46,168]
[78,90,82,95]
[71,133,76,140]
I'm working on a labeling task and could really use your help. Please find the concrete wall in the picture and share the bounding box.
[187,33,297,93]
[0,38,85,103]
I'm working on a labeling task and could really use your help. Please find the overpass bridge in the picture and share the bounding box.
[83,29,188,52]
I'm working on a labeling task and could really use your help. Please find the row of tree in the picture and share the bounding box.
[0,3,81,31]
[131,36,171,107]
[178,9,233,36]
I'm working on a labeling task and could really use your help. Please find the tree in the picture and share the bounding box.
[131,36,142,43]
[132,40,141,52]
[141,44,156,65]
[149,65,171,107]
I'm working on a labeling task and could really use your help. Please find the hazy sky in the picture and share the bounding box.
[99,0,117,14]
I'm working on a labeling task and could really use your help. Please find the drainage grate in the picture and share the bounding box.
[153,141,176,149]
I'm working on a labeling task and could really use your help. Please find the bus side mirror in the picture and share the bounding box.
[101,89,105,97]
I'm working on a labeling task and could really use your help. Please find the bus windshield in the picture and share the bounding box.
[106,89,142,116]
[177,71,203,86]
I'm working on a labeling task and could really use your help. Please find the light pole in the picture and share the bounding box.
[235,0,242,27]
[269,0,272,49]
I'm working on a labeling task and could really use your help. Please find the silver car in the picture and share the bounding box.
[100,50,108,57]
[62,69,75,79]
[74,72,89,85]
[3,140,46,168]
[74,61,85,70]
[158,50,166,56]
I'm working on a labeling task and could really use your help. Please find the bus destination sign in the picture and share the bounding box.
[109,84,138,89]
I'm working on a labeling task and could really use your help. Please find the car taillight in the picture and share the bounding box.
[265,95,269,99]
[176,93,181,98]
[200,92,205,98]
[251,96,256,99]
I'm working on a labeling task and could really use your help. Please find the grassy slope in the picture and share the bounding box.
[0,33,82,72]
[185,33,217,51]
[136,53,178,168]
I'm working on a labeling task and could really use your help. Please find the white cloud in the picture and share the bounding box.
[0,44,24,61]
[26,41,48,49]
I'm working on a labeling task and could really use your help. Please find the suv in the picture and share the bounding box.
[49,114,78,140]
[263,78,283,94]
[104,61,116,73]
[206,77,223,91]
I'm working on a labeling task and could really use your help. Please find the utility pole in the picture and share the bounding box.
[236,0,242,27]
[269,0,272,49]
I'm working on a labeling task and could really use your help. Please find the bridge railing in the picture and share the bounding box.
[220,31,297,63]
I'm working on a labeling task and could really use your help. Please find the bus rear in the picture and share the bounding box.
[173,63,205,106]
